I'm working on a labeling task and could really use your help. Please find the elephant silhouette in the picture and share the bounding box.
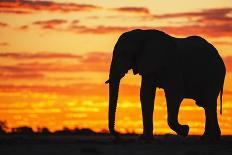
[106,29,226,141]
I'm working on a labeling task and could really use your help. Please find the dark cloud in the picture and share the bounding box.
[0,0,100,14]
[113,7,150,14]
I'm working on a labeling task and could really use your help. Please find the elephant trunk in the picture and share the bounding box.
[108,79,120,137]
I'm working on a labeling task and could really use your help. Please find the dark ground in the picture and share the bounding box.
[0,135,231,155]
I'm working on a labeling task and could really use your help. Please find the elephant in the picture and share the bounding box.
[105,29,226,141]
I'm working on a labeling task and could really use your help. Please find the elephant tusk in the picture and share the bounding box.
[105,79,110,84]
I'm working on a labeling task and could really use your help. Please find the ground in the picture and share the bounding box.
[0,135,231,155]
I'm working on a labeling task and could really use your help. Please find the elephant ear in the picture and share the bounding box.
[109,29,144,79]
[137,36,177,76]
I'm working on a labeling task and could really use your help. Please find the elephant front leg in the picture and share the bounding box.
[139,77,156,140]
[165,91,189,137]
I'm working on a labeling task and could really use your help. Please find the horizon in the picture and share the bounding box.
[0,0,231,136]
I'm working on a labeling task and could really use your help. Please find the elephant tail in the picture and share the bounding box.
[220,88,223,115]
[219,80,224,115]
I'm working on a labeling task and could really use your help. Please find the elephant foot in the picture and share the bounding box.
[200,132,221,142]
[177,125,189,137]
[137,134,154,143]
[110,130,123,141]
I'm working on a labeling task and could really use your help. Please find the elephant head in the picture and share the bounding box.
[105,29,143,137]
[105,29,175,137]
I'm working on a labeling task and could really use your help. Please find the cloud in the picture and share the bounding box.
[0,52,110,82]
[19,25,29,30]
[1,52,230,79]
[69,25,131,34]
[0,52,82,59]
[0,52,111,80]
[72,20,80,25]
[0,42,9,46]
[0,22,8,27]
[12,7,230,38]
[224,90,232,96]
[213,41,232,46]
[0,0,100,14]
[157,24,232,37]
[223,56,232,72]
[82,52,110,63]
[150,8,232,35]
[80,52,111,72]
[27,17,231,37]
[68,7,230,37]
[0,9,31,14]
[18,22,211,37]
[67,24,232,37]
[0,72,44,79]
[113,7,150,15]
[152,8,232,24]
[0,52,230,96]
[33,19,67,29]
[0,83,138,96]
[64,7,231,37]
[195,8,232,25]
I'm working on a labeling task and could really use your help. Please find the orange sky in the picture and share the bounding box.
[0,0,231,135]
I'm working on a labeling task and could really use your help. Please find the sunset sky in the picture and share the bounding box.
[0,0,231,135]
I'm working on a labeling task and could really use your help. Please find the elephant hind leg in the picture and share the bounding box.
[202,98,221,141]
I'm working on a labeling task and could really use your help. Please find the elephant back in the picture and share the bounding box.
[137,33,177,76]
